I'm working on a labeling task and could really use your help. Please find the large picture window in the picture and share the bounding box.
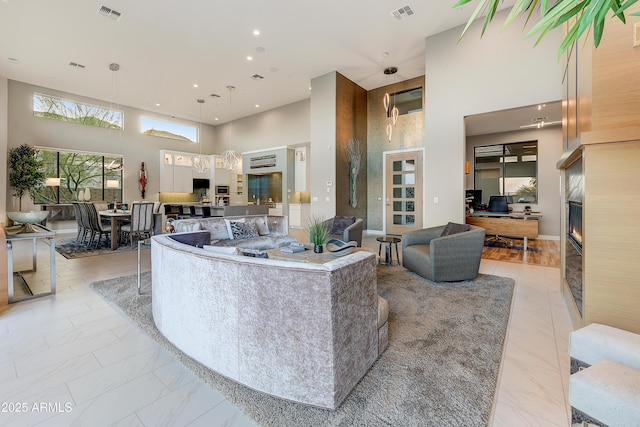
[474,141,538,204]
[141,117,197,142]
[34,148,123,204]
[33,93,123,130]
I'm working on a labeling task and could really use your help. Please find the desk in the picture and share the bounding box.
[99,210,131,250]
[4,224,56,303]
[466,213,541,251]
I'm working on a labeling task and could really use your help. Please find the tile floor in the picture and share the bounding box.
[0,232,574,426]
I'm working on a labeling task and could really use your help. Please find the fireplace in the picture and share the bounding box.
[568,201,583,253]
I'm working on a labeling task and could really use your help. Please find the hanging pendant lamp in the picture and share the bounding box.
[383,66,398,142]
[221,85,241,171]
[192,98,210,174]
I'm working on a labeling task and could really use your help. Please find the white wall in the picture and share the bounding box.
[0,78,7,223]
[309,72,337,219]
[424,10,563,227]
[214,99,310,154]
[5,80,216,212]
[466,127,563,237]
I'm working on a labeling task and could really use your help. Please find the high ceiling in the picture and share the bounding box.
[0,0,520,126]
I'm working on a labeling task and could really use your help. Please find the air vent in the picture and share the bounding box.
[69,62,86,69]
[391,5,414,20]
[98,5,122,21]
[210,93,221,98]
[251,74,264,80]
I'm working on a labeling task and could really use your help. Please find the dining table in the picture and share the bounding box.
[99,210,131,250]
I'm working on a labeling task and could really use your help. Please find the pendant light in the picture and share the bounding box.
[105,63,124,171]
[383,66,398,143]
[192,98,210,174]
[220,85,241,171]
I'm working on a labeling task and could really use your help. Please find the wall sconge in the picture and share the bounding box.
[465,161,471,175]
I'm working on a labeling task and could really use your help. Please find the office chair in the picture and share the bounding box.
[486,195,510,247]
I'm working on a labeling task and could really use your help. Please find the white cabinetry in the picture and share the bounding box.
[294,147,308,192]
[289,203,310,227]
[160,151,194,193]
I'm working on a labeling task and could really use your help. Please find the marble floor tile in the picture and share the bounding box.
[1,234,573,427]
[137,379,226,426]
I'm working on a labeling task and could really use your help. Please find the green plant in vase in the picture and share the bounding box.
[307,215,330,253]
[7,144,47,232]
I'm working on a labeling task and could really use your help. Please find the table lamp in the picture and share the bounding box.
[45,177,61,201]
[106,180,119,211]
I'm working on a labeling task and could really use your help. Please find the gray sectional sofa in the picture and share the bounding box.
[171,214,297,250]
[151,231,388,409]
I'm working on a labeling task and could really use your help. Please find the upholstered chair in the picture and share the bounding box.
[402,223,485,282]
[84,202,111,248]
[322,216,364,247]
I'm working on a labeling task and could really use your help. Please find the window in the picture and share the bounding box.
[474,141,538,204]
[34,148,123,204]
[33,93,123,130]
[388,87,423,115]
[141,117,197,142]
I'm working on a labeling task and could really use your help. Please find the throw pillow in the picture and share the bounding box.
[254,216,271,236]
[330,216,356,235]
[224,218,245,239]
[202,245,239,255]
[440,222,470,237]
[230,221,259,240]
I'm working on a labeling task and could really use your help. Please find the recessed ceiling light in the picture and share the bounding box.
[269,67,278,73]
[247,56,253,61]
[8,57,18,62]
[155,103,160,106]
[193,84,198,88]
[255,47,266,53]
[255,104,260,108]
[214,117,219,121]
[253,29,260,36]
[210,93,220,98]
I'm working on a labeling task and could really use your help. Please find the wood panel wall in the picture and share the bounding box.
[583,141,640,333]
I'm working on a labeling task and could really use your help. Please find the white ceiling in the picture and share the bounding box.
[465,101,563,136]
[0,0,525,126]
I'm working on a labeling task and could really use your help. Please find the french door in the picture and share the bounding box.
[385,150,423,235]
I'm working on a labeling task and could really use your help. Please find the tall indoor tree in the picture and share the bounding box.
[455,0,639,55]
[8,143,45,211]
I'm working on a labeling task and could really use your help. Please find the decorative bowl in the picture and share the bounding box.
[7,211,49,224]
[326,239,358,257]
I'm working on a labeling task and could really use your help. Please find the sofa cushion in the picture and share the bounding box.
[440,222,470,237]
[330,216,355,234]
[253,215,271,236]
[230,221,259,240]
[224,218,245,239]
[203,245,239,255]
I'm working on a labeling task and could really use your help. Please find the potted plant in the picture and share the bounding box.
[7,144,47,232]
[307,215,330,253]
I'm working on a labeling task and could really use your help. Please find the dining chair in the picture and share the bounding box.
[71,202,88,243]
[121,202,154,248]
[85,202,111,248]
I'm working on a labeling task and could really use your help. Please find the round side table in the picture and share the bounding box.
[376,236,401,266]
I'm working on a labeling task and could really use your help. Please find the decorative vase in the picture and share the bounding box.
[84,188,91,201]
[77,190,84,201]
[314,244,323,254]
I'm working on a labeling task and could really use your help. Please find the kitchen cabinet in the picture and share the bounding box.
[160,150,194,193]
[289,203,310,227]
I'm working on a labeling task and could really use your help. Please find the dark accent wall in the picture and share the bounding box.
[335,73,368,225]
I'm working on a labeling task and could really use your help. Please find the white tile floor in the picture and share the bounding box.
[0,232,574,426]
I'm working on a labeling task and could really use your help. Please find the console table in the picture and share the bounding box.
[466,212,541,250]
[3,224,56,303]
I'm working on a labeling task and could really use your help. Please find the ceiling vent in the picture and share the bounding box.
[251,74,264,80]
[98,5,122,21]
[69,62,86,69]
[391,5,414,21]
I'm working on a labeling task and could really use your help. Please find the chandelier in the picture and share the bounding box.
[192,98,210,174]
[220,85,241,171]
[383,66,399,143]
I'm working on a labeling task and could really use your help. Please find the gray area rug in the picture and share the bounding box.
[54,237,136,259]
[90,266,514,426]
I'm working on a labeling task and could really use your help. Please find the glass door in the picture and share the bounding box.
[385,151,423,235]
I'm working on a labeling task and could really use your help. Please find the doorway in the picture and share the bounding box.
[384,150,424,235]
